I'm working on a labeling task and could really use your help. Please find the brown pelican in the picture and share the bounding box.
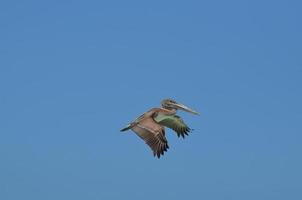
[120,99,199,158]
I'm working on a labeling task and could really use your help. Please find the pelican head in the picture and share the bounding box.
[161,99,199,115]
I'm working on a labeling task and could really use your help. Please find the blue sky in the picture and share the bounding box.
[0,0,301,199]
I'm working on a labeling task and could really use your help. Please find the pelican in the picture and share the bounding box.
[121,99,199,158]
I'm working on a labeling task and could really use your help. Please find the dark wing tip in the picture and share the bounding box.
[175,125,192,138]
[152,141,169,159]
[147,135,169,159]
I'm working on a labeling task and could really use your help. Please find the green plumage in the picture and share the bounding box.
[154,114,191,138]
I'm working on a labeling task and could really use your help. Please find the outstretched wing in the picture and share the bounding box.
[154,114,191,138]
[131,118,169,158]
[120,108,161,132]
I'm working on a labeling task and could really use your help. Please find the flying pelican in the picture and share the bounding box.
[120,99,199,158]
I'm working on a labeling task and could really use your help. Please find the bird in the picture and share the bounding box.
[120,99,199,158]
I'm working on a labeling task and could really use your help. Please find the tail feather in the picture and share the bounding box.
[120,124,132,132]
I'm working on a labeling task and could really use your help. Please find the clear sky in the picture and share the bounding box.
[1,0,301,199]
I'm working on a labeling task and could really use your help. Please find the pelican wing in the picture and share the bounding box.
[154,114,191,138]
[131,118,169,158]
[120,108,160,132]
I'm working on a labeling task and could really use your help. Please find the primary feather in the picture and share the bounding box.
[154,114,192,138]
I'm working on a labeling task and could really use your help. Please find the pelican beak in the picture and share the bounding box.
[173,102,199,115]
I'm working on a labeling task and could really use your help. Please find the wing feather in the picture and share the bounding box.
[132,122,169,158]
[154,114,192,138]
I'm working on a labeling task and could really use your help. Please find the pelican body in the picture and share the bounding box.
[121,99,199,158]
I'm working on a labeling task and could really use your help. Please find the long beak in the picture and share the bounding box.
[173,102,199,115]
